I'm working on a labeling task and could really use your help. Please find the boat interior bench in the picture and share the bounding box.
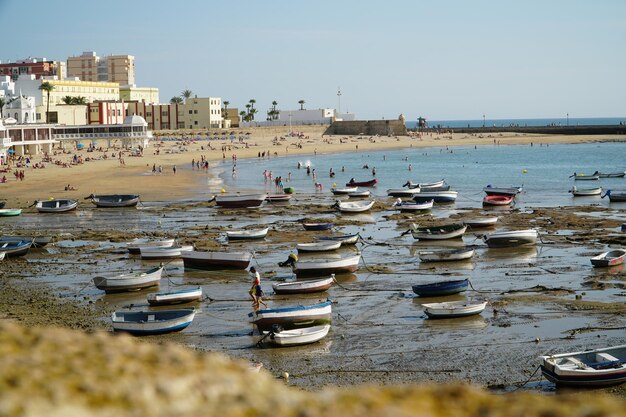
[590,352,624,370]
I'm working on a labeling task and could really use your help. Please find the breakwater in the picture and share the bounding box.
[413,125,626,135]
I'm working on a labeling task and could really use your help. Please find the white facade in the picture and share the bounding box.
[4,96,37,124]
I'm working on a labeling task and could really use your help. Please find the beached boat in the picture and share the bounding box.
[418,248,475,262]
[35,199,78,213]
[422,301,487,318]
[303,222,333,231]
[140,245,194,260]
[272,276,335,295]
[483,185,522,196]
[601,190,626,202]
[214,193,267,208]
[463,217,499,228]
[540,345,626,387]
[85,194,140,208]
[248,300,332,332]
[484,229,538,248]
[261,324,331,347]
[403,180,446,189]
[335,200,375,213]
[387,188,421,197]
[412,190,458,203]
[317,233,360,246]
[410,223,467,240]
[296,241,341,253]
[293,254,361,277]
[147,287,203,306]
[570,186,602,196]
[596,171,626,178]
[266,194,292,202]
[111,308,196,335]
[0,240,32,257]
[127,238,176,254]
[571,173,599,181]
[0,235,52,248]
[331,187,358,195]
[347,189,371,198]
[226,227,269,240]
[590,249,626,267]
[0,252,5,261]
[346,178,378,187]
[392,199,434,212]
[93,266,163,293]
[0,208,22,216]
[412,279,469,297]
[483,195,514,206]
[181,250,252,270]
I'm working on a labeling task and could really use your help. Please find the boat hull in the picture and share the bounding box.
[215,194,267,208]
[423,301,487,318]
[412,279,469,297]
[248,301,332,332]
[0,240,32,257]
[293,255,360,277]
[36,199,78,213]
[413,191,458,203]
[140,245,194,260]
[94,267,163,294]
[226,228,269,240]
[303,223,333,231]
[127,239,175,254]
[346,179,377,187]
[272,277,334,294]
[147,287,203,306]
[419,249,475,262]
[91,195,140,208]
[411,224,467,240]
[265,324,331,346]
[181,250,252,270]
[485,229,538,248]
[111,309,196,335]
[590,250,626,267]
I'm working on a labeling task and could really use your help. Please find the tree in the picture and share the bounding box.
[222,100,229,119]
[249,107,257,121]
[239,110,247,123]
[267,100,279,121]
[0,97,5,114]
[73,96,87,105]
[298,99,305,110]
[181,89,193,103]
[39,81,55,123]
[249,99,256,109]
[170,96,183,104]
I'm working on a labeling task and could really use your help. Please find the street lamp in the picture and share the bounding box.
[483,114,485,128]
[337,87,342,115]
[566,113,569,126]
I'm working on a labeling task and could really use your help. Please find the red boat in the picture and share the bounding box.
[483,195,514,206]
[346,178,378,187]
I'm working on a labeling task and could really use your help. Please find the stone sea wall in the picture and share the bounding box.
[0,321,624,417]
[325,120,408,136]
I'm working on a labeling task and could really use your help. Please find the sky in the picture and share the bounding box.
[1,0,624,120]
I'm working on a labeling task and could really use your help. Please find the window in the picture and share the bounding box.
[194,110,198,114]
[194,121,198,125]
[189,110,192,114]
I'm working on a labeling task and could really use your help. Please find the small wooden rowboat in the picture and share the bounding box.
[393,199,434,212]
[602,190,626,202]
[86,194,140,208]
[111,308,196,335]
[483,185,523,196]
[483,195,514,206]
[215,193,267,208]
[293,254,361,277]
[597,171,626,178]
[412,279,469,297]
[571,173,599,181]
[540,344,626,387]
[463,217,498,228]
[317,233,360,246]
[266,194,292,202]
[94,266,163,293]
[404,179,446,189]
[272,276,335,295]
[412,191,458,203]
[0,209,22,216]
[181,250,252,270]
[484,229,538,248]
[248,300,332,332]
[347,189,371,198]
[335,200,374,213]
[570,186,602,196]
[303,222,333,231]
[140,245,194,260]
[226,227,269,240]
[387,188,421,197]
[346,178,378,187]
[422,301,487,318]
[262,324,331,347]
[36,198,78,213]
[418,248,475,262]
[0,235,52,248]
[147,287,203,306]
[0,240,32,257]
[127,238,175,254]
[590,249,626,267]
[296,241,341,253]
[410,223,467,240]
[331,187,358,195]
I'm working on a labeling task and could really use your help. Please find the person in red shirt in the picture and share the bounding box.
[248,267,267,310]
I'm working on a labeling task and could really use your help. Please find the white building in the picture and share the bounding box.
[3,95,37,124]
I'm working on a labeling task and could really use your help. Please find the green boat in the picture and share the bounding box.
[0,209,22,217]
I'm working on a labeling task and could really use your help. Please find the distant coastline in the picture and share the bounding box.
[406,117,626,129]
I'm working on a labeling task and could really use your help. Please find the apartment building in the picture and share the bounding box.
[0,57,66,81]
[67,51,135,85]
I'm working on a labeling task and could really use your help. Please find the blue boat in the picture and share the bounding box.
[412,279,469,297]
[248,300,332,332]
[0,239,33,257]
[412,190,458,203]
[111,308,196,335]
[303,222,333,231]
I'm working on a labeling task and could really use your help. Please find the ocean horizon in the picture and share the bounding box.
[405,117,626,129]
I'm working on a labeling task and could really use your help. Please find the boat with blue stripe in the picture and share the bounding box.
[412,279,469,297]
[248,300,332,332]
[111,308,196,335]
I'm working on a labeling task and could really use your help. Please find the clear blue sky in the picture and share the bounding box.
[1,0,624,120]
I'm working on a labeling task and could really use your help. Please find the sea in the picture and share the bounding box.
[405,117,626,129]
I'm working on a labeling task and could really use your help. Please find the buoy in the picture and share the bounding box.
[282,372,289,380]
[220,188,226,193]
[522,169,527,173]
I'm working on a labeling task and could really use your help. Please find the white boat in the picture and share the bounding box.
[484,229,538,248]
[262,324,331,347]
[540,345,626,387]
[272,276,335,294]
[404,179,445,189]
[147,287,203,305]
[348,189,371,198]
[419,248,475,262]
[412,191,458,203]
[335,200,375,213]
[387,188,421,197]
[392,199,433,212]
[422,301,487,318]
[35,199,78,213]
[111,308,196,335]
[570,186,602,196]
[86,194,140,208]
[214,193,267,208]
[248,300,332,332]
[463,217,499,228]
[331,187,358,195]
[181,250,252,269]
[93,266,164,293]
[140,245,194,260]
[571,173,599,181]
[483,185,523,196]
[317,233,360,246]
[226,227,269,240]
[0,208,22,216]
[293,254,361,277]
[410,223,467,240]
[296,241,341,253]
[127,238,176,254]
[590,249,626,267]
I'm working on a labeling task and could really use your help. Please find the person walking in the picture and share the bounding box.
[248,267,267,310]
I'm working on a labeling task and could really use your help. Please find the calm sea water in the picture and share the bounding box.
[406,117,626,129]
[217,142,626,209]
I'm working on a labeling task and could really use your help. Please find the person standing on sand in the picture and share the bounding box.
[173,165,177,175]
[248,267,267,310]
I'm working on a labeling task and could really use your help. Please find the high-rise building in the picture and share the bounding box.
[67,51,135,85]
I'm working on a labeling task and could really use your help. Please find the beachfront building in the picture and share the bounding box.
[67,51,135,85]
[0,119,56,162]
[120,85,159,104]
[2,95,37,124]
[0,57,66,81]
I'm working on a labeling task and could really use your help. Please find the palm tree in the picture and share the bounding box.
[249,108,257,121]
[181,89,193,103]
[39,81,54,123]
[249,99,256,109]
[298,99,305,110]
[73,96,87,105]
[239,110,247,123]
[170,96,183,104]
[61,96,74,105]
